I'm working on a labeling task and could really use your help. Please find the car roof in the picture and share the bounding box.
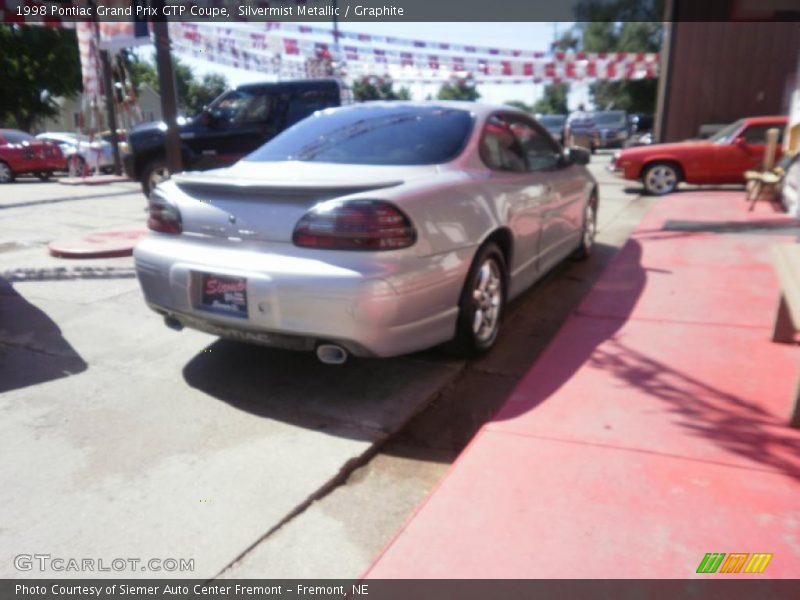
[318,101,528,119]
[37,132,77,139]
[741,115,788,125]
[235,78,342,93]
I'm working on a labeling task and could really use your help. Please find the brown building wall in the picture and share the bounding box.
[660,21,800,142]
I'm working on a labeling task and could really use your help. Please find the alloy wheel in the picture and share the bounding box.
[644,164,678,195]
[582,203,596,253]
[471,258,503,344]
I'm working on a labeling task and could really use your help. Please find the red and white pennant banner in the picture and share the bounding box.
[266,21,658,64]
[172,22,659,82]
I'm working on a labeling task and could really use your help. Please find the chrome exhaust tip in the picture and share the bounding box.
[164,315,184,331]
[316,343,348,365]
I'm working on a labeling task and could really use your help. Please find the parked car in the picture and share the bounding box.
[36,132,114,175]
[591,110,630,150]
[125,79,346,196]
[134,103,597,363]
[536,114,567,145]
[609,115,788,195]
[0,129,65,183]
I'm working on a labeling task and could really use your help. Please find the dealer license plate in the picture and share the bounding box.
[199,273,248,318]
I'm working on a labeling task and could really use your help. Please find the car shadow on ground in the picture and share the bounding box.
[378,241,630,463]
[180,243,627,450]
[0,277,88,393]
[181,337,460,443]
[623,184,745,196]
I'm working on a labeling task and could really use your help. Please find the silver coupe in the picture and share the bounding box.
[134,102,597,363]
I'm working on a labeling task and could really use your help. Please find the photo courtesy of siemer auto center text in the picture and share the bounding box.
[1,0,800,598]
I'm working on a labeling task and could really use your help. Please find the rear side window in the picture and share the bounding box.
[743,124,784,145]
[285,88,340,126]
[507,116,561,171]
[247,106,473,166]
[480,116,526,172]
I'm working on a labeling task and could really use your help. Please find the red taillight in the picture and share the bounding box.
[293,200,416,251]
[147,193,182,234]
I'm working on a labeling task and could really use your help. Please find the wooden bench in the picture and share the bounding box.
[745,128,782,210]
[771,244,800,427]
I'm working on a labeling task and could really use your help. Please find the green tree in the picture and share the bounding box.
[574,1,663,113]
[185,73,229,115]
[123,50,159,93]
[352,77,409,101]
[532,84,569,114]
[122,51,226,116]
[437,76,480,101]
[0,25,82,131]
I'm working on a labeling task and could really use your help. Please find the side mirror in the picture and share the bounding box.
[734,136,747,147]
[565,146,591,166]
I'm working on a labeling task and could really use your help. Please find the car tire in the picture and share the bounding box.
[141,159,170,196]
[447,242,507,358]
[0,161,14,184]
[36,171,52,181]
[643,162,680,195]
[572,196,598,261]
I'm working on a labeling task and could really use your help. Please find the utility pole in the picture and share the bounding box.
[151,7,182,175]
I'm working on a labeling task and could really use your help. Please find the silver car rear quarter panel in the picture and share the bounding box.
[133,234,474,357]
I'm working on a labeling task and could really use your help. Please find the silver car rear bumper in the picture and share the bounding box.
[134,234,471,357]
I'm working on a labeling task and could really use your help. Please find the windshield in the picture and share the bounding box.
[2,130,35,144]
[594,112,626,127]
[247,106,474,166]
[538,116,566,128]
[709,120,744,143]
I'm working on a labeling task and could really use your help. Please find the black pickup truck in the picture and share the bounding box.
[125,79,345,195]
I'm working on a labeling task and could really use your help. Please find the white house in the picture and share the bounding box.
[38,82,162,134]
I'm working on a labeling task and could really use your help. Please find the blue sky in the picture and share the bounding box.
[140,22,592,110]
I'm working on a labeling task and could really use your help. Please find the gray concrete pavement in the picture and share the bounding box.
[0,180,463,579]
[1,158,654,580]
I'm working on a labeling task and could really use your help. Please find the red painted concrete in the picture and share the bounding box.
[367,431,800,578]
[48,229,147,259]
[365,191,800,579]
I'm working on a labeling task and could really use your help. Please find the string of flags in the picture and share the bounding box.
[171,22,660,83]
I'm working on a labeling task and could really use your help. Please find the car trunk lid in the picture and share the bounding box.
[169,161,433,243]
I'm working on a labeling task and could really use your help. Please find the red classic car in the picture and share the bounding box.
[0,129,66,183]
[609,116,788,195]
